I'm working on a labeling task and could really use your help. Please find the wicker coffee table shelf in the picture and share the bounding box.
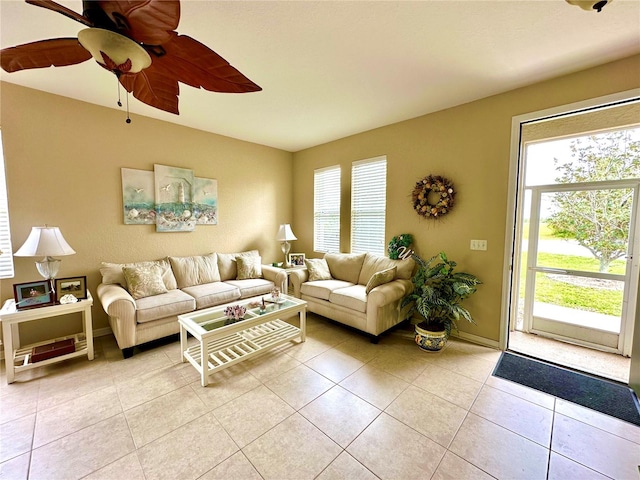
[179,295,306,386]
[183,319,301,373]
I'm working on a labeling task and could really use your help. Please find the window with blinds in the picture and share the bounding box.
[351,156,387,255]
[0,130,14,278]
[314,165,341,253]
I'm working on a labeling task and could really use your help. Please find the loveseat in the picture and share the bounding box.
[286,252,415,342]
[96,250,279,357]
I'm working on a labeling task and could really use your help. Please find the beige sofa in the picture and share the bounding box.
[96,250,279,357]
[287,252,414,342]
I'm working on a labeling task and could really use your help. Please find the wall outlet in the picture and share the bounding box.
[470,239,487,251]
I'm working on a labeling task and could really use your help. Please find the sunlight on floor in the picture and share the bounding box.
[509,331,630,384]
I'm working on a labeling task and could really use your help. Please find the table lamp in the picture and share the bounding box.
[14,226,76,292]
[276,224,297,268]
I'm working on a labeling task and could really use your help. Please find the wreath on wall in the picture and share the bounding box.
[411,175,455,218]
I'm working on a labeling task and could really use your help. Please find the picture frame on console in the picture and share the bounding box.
[54,276,87,302]
[13,280,54,310]
[289,253,306,266]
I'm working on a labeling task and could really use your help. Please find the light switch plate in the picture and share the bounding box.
[470,240,487,251]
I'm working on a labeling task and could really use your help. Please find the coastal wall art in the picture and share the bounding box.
[121,168,156,225]
[194,177,218,225]
[121,165,218,232]
[154,164,196,232]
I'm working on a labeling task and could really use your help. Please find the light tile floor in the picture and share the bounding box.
[1,313,639,480]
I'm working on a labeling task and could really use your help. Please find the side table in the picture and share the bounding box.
[277,266,307,295]
[1,292,94,384]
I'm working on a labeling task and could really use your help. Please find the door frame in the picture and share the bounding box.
[522,180,640,355]
[500,88,640,353]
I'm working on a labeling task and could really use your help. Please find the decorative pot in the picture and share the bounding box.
[414,323,448,352]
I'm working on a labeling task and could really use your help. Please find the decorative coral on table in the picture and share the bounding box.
[224,304,247,320]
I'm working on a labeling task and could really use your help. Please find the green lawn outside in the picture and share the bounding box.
[522,220,556,241]
[519,251,624,316]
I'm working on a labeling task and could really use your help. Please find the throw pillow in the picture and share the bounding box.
[100,259,178,290]
[122,264,168,299]
[237,255,263,279]
[305,258,332,281]
[217,250,259,281]
[168,253,220,288]
[365,266,397,294]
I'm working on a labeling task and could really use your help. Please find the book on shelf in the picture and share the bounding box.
[31,338,75,363]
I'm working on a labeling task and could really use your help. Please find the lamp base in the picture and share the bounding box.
[281,241,291,268]
[35,257,60,294]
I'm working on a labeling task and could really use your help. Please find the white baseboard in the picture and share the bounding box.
[452,331,501,350]
[93,327,113,338]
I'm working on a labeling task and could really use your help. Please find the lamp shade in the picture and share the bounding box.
[565,0,611,11]
[78,28,152,74]
[276,224,297,242]
[14,226,76,257]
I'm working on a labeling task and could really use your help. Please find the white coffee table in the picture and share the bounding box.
[178,294,307,386]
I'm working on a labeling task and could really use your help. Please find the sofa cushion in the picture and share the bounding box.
[217,250,259,281]
[181,282,241,310]
[358,253,415,285]
[122,264,168,300]
[237,255,263,280]
[135,289,196,323]
[365,266,397,294]
[100,258,178,290]
[225,278,275,298]
[305,258,332,281]
[329,285,367,313]
[169,253,221,288]
[301,279,354,301]
[324,253,366,284]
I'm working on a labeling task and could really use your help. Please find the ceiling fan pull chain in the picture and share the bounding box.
[126,92,131,124]
[117,77,122,107]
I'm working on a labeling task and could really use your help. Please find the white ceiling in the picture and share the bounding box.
[1,1,639,152]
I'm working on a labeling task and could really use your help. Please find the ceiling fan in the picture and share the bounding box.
[0,0,261,121]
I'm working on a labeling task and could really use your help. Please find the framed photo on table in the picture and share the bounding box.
[54,276,87,303]
[13,280,54,310]
[288,253,306,266]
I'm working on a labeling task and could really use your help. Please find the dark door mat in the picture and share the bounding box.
[493,352,640,427]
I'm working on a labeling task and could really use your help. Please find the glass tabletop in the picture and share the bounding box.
[182,295,303,333]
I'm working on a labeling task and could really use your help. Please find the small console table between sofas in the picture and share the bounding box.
[1,293,94,384]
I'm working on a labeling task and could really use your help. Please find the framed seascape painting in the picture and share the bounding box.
[13,280,54,310]
[121,168,156,224]
[194,177,218,225]
[154,164,196,232]
[54,276,87,303]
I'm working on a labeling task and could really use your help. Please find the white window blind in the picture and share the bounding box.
[351,156,387,255]
[0,130,14,278]
[314,166,341,253]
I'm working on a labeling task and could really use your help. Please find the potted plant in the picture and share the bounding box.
[401,251,481,351]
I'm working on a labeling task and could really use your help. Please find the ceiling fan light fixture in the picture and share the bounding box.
[78,28,151,74]
[565,0,612,12]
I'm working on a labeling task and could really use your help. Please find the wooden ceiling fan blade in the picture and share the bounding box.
[97,1,180,45]
[120,65,179,114]
[1,38,92,73]
[157,34,261,93]
[26,0,93,27]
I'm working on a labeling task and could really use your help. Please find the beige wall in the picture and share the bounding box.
[292,54,640,343]
[0,82,293,343]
